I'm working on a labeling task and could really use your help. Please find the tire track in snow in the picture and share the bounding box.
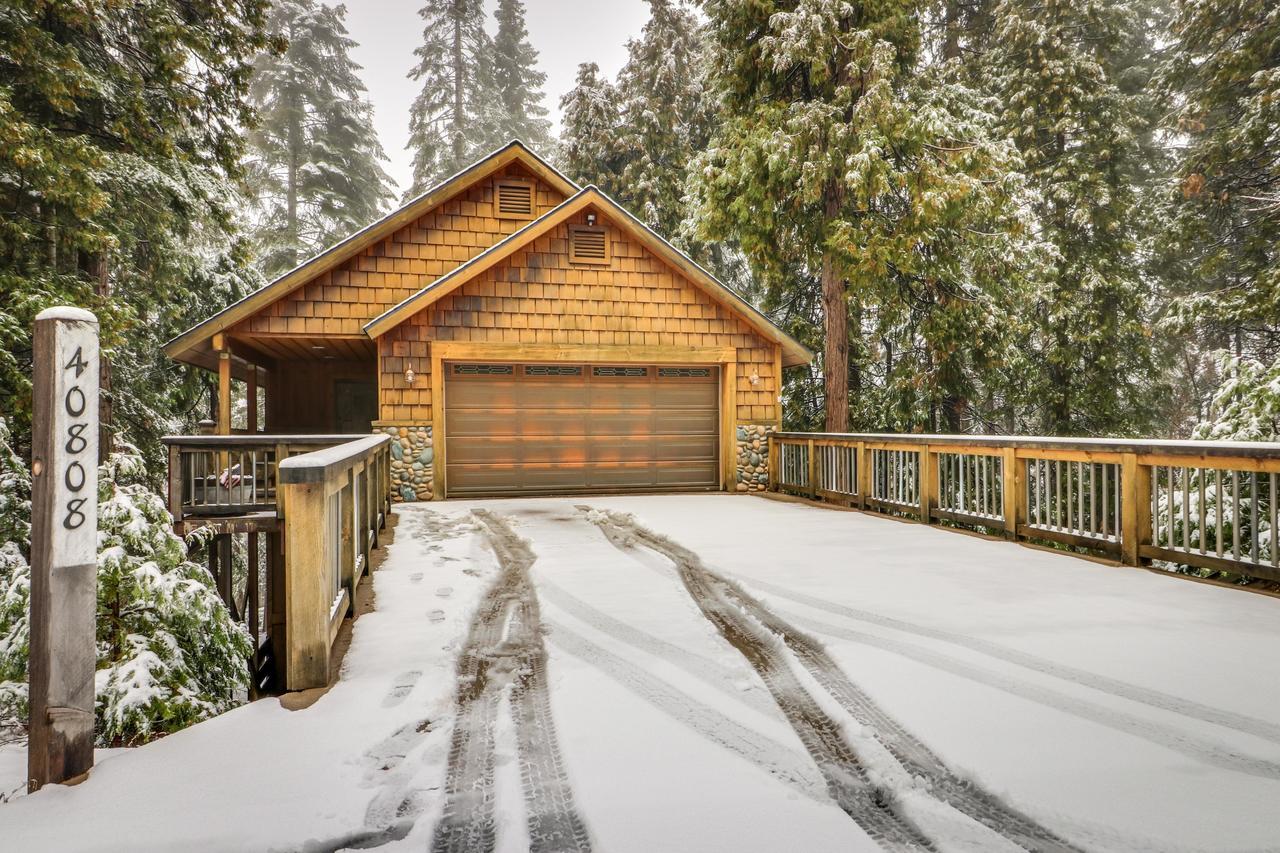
[739,575,1280,748]
[546,618,830,800]
[786,609,1280,782]
[590,509,1084,853]
[536,577,784,721]
[479,511,593,853]
[583,512,937,851]
[430,510,593,853]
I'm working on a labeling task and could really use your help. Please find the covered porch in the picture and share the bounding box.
[177,330,378,437]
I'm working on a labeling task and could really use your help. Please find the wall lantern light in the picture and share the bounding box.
[749,371,761,387]
[404,366,416,384]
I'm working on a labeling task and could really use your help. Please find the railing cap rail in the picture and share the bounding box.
[771,431,1280,459]
[278,435,390,484]
[162,434,372,447]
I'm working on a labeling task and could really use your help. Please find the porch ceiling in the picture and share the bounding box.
[232,333,375,363]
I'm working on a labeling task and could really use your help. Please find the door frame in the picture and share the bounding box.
[429,341,737,499]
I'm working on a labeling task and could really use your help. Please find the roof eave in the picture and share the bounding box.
[364,186,813,366]
[163,140,579,362]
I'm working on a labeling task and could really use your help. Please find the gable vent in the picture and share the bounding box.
[569,225,610,265]
[494,179,534,219]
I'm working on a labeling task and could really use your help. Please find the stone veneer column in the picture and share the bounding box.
[379,425,433,501]
[735,424,776,492]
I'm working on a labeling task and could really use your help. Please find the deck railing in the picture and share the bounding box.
[162,434,373,526]
[162,433,392,692]
[278,434,392,690]
[769,432,1280,582]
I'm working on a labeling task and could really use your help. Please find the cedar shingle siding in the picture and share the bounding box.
[376,214,779,425]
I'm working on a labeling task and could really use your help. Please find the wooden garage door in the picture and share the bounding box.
[445,363,719,496]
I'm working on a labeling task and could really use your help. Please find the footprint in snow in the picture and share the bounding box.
[409,572,423,584]
[436,586,453,598]
[428,609,446,623]
[382,671,422,707]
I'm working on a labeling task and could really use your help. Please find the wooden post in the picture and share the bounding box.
[166,442,183,523]
[857,441,870,509]
[1002,447,1021,539]
[282,481,331,690]
[1121,453,1151,565]
[339,474,354,611]
[246,367,258,433]
[214,334,231,436]
[806,438,817,500]
[919,446,936,523]
[28,307,99,792]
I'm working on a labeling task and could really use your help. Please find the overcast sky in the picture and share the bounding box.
[344,0,653,194]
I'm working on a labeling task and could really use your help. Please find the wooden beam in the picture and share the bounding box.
[430,341,736,365]
[721,363,736,490]
[283,481,330,690]
[216,338,232,436]
[919,446,936,524]
[1002,446,1020,539]
[1120,453,1151,566]
[247,368,258,433]
[431,346,446,500]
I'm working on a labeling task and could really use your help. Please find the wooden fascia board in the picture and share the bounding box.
[580,188,814,368]
[430,341,737,364]
[162,141,578,362]
[365,186,815,370]
[363,189,596,338]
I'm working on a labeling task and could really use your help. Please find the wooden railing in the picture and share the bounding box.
[278,434,393,690]
[162,435,372,526]
[769,432,1280,582]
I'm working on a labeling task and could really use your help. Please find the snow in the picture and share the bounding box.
[3,495,1280,851]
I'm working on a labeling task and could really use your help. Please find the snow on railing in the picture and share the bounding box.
[769,432,1280,582]
[276,434,392,690]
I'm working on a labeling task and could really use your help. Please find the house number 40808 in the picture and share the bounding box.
[62,345,91,530]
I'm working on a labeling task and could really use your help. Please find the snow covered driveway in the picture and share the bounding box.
[4,495,1280,852]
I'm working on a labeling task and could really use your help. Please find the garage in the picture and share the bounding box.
[444,362,719,496]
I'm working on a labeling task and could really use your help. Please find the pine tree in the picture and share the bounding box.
[491,0,552,150]
[0,1,270,472]
[558,63,624,196]
[245,0,396,278]
[1158,0,1280,437]
[986,0,1163,435]
[612,0,712,237]
[690,0,1034,432]
[405,0,499,196]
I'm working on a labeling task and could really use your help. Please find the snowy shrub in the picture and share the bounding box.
[0,418,31,739]
[0,543,30,740]
[0,417,30,554]
[95,447,252,745]
[1193,352,1280,442]
[0,439,252,746]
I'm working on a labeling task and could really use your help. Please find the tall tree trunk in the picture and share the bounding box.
[821,183,849,432]
[452,13,465,165]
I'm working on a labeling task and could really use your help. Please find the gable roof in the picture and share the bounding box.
[363,186,813,367]
[163,140,578,364]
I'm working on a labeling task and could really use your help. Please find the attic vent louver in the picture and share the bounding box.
[568,224,610,265]
[494,179,534,219]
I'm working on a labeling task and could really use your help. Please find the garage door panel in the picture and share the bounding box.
[447,379,520,408]
[517,383,591,408]
[652,383,719,407]
[446,362,719,496]
[650,410,718,433]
